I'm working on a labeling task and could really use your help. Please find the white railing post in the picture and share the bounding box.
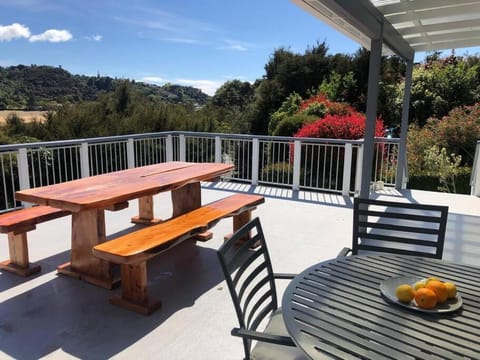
[17,148,31,207]
[471,142,480,196]
[292,140,301,191]
[215,136,222,163]
[342,143,353,196]
[179,134,186,162]
[251,138,259,185]
[127,138,135,169]
[166,135,174,162]
[80,142,90,178]
[355,144,363,195]
[18,148,30,190]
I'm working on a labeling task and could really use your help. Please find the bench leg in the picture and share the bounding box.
[109,262,161,315]
[224,210,260,248]
[131,196,162,225]
[0,232,41,277]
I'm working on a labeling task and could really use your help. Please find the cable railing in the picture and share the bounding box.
[0,131,401,212]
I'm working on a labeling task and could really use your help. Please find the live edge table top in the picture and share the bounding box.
[282,255,480,360]
[15,161,234,212]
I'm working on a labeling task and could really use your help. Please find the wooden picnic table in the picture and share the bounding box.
[15,161,234,288]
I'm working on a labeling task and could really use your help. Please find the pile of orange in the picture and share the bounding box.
[395,277,457,309]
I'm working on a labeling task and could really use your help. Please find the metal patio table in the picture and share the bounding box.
[282,255,480,359]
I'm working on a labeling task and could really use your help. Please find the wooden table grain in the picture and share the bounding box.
[282,255,480,359]
[15,161,234,288]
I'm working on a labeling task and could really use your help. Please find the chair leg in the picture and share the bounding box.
[109,261,161,315]
[0,232,41,276]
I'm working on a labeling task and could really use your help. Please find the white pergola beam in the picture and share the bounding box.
[398,19,480,36]
[293,0,414,59]
[412,37,480,52]
[407,30,480,44]
[377,0,480,15]
[385,4,480,25]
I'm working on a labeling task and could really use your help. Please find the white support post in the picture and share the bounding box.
[471,142,480,196]
[179,134,186,162]
[80,142,90,178]
[18,148,31,207]
[396,59,414,189]
[166,135,174,162]
[18,148,30,190]
[360,36,383,199]
[355,144,363,195]
[292,140,301,191]
[251,138,259,185]
[342,143,353,196]
[215,136,222,163]
[127,138,135,169]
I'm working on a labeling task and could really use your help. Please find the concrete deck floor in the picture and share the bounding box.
[1,182,479,359]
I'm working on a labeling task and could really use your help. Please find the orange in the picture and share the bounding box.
[415,288,438,309]
[413,279,427,290]
[426,276,440,283]
[395,284,415,303]
[426,280,448,303]
[444,282,457,299]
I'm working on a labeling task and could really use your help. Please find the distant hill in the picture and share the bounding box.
[0,65,210,110]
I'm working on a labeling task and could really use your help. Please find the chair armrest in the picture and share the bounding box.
[231,328,296,347]
[273,273,296,280]
[337,247,352,257]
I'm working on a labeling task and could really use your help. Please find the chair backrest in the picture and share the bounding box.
[217,217,278,355]
[352,198,449,259]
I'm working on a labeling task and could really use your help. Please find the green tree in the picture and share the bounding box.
[319,71,357,103]
[407,55,480,125]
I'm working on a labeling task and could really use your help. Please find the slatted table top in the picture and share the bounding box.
[15,162,234,212]
[282,255,480,360]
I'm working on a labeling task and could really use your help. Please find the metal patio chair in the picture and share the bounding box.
[217,217,308,360]
[339,197,449,259]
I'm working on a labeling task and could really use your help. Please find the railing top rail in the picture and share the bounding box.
[0,130,400,152]
[0,132,169,151]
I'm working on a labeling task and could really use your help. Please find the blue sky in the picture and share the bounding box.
[1,0,479,96]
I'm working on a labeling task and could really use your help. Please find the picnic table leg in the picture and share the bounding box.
[109,262,161,315]
[57,208,116,289]
[171,182,212,241]
[0,230,41,276]
[131,196,162,225]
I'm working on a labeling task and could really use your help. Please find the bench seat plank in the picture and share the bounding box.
[92,193,265,315]
[0,206,70,276]
[0,206,70,234]
[93,194,265,264]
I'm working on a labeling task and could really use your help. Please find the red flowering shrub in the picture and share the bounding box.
[298,93,355,117]
[294,112,384,140]
[298,94,332,112]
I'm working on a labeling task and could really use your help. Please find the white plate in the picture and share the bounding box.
[379,276,463,313]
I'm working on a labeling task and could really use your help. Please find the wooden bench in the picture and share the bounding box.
[0,206,71,276]
[92,193,265,315]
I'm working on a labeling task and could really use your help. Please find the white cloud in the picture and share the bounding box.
[161,37,206,45]
[141,76,223,96]
[85,34,102,42]
[219,39,253,52]
[29,29,72,43]
[0,23,31,42]
[141,76,168,84]
[176,79,223,96]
